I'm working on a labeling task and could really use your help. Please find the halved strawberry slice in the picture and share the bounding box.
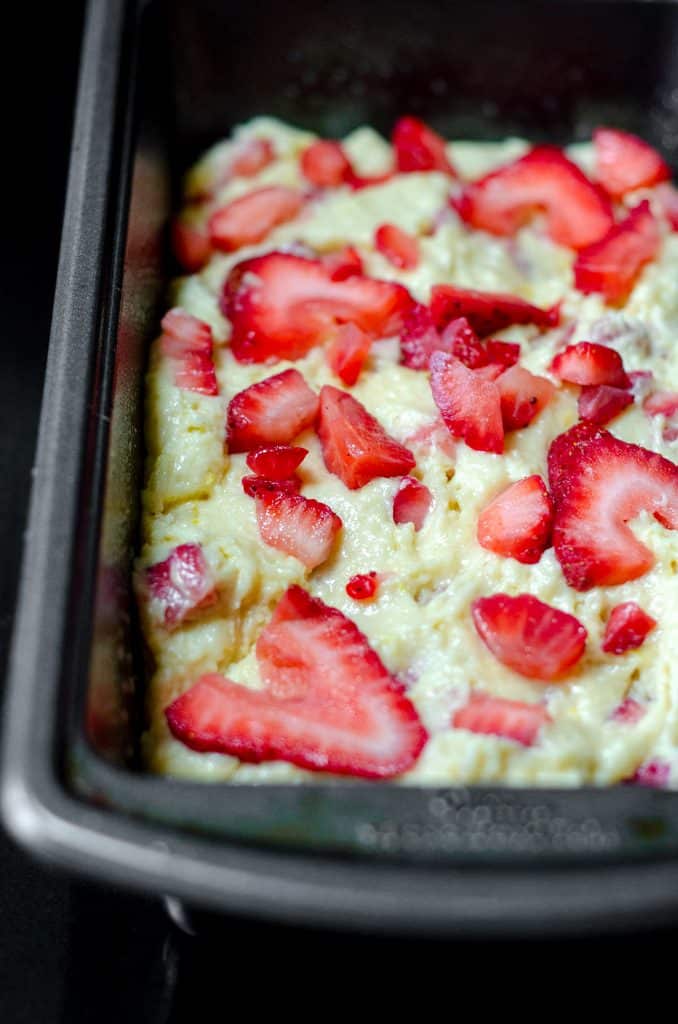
[322,245,364,281]
[430,284,560,337]
[242,475,301,498]
[209,186,304,251]
[392,116,455,175]
[477,475,553,564]
[453,692,551,747]
[574,200,661,303]
[245,444,307,479]
[578,384,633,426]
[484,339,521,369]
[456,145,613,249]
[593,127,670,198]
[392,476,433,531]
[374,223,420,270]
[300,140,353,187]
[316,385,415,489]
[326,323,372,386]
[138,543,218,630]
[429,351,503,454]
[643,391,678,417]
[550,341,630,388]
[548,421,678,589]
[346,572,379,600]
[166,585,428,778]
[255,491,342,569]
[171,213,212,272]
[602,601,657,654]
[471,593,587,681]
[221,252,414,363]
[226,368,318,452]
[497,364,555,432]
[160,308,219,396]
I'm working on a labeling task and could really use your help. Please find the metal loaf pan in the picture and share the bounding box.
[4,0,678,936]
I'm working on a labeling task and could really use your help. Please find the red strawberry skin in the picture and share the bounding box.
[246,444,307,479]
[392,116,454,175]
[574,200,661,304]
[166,586,427,778]
[548,422,678,589]
[453,693,551,747]
[456,145,613,249]
[242,475,301,498]
[602,602,656,655]
[477,475,553,564]
[255,491,342,569]
[326,323,372,386]
[594,128,670,198]
[317,385,415,489]
[208,186,303,251]
[375,223,420,270]
[392,476,433,531]
[430,351,504,454]
[300,140,352,187]
[497,364,555,431]
[160,308,219,396]
[221,252,413,363]
[578,384,633,426]
[140,544,217,630]
[430,284,560,337]
[472,593,587,681]
[484,339,521,369]
[550,341,629,388]
[226,368,318,453]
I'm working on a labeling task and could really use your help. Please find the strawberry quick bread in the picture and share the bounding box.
[136,117,678,787]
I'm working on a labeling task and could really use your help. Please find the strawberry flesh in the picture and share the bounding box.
[246,444,307,479]
[477,475,553,564]
[439,317,489,369]
[497,364,555,431]
[484,339,521,369]
[453,692,551,747]
[346,572,379,600]
[643,391,678,417]
[578,384,633,426]
[300,140,353,187]
[255,492,342,568]
[242,475,301,498]
[594,127,670,198]
[550,341,630,388]
[472,593,587,681]
[611,697,646,724]
[160,308,219,396]
[326,323,372,386]
[629,760,670,788]
[226,368,318,452]
[171,214,211,272]
[430,284,560,337]
[392,116,454,175]
[602,601,656,655]
[392,476,433,531]
[209,186,304,251]
[399,304,443,370]
[375,223,420,270]
[322,245,364,281]
[574,200,661,304]
[140,543,217,630]
[430,351,504,454]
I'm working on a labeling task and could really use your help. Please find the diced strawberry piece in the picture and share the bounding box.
[255,491,342,569]
[209,186,304,251]
[322,245,364,281]
[611,698,645,724]
[404,418,458,460]
[326,323,372,386]
[160,308,219,396]
[430,284,560,337]
[593,127,670,198]
[578,384,633,426]
[548,421,678,589]
[602,601,657,654]
[474,364,506,383]
[221,252,414,363]
[472,593,587,681]
[226,368,318,452]
[643,391,678,417]
[139,543,217,630]
[392,116,455,175]
[429,352,503,454]
[629,760,670,788]
[439,317,488,369]
[574,200,661,304]
[453,692,551,747]
[456,145,614,249]
[245,444,307,479]
[171,214,211,272]
[241,475,301,498]
[346,572,379,600]
[300,140,353,187]
[166,585,428,777]
[550,341,630,388]
[484,339,521,369]
[393,476,433,531]
[229,137,276,178]
[497,364,555,432]
[375,223,420,270]
[317,385,415,489]
[654,183,678,231]
[477,475,553,564]
[399,303,443,370]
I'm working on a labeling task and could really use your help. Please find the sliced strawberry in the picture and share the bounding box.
[374,223,420,270]
[602,601,656,654]
[160,308,218,396]
[322,245,364,281]
[326,323,372,386]
[477,475,553,564]
[242,475,301,498]
[474,364,506,383]
[430,284,560,337]
[629,760,670,788]
[392,116,455,175]
[593,127,670,198]
[300,140,353,187]
[574,200,661,304]
[430,351,503,454]
[453,692,551,747]
[226,368,318,452]
[317,385,415,489]
[472,593,587,681]
[392,476,433,531]
[166,585,427,777]
[440,317,488,369]
[399,303,443,370]
[404,418,458,460]
[550,341,630,388]
[611,697,646,724]
[578,384,633,426]
[139,543,217,630]
[255,491,341,569]
[456,145,613,249]
[548,421,678,589]
[497,364,555,432]
[484,339,521,369]
[245,444,307,478]
[221,252,414,363]
[643,391,678,417]
[346,572,379,600]
[209,186,304,251]
[171,214,211,272]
